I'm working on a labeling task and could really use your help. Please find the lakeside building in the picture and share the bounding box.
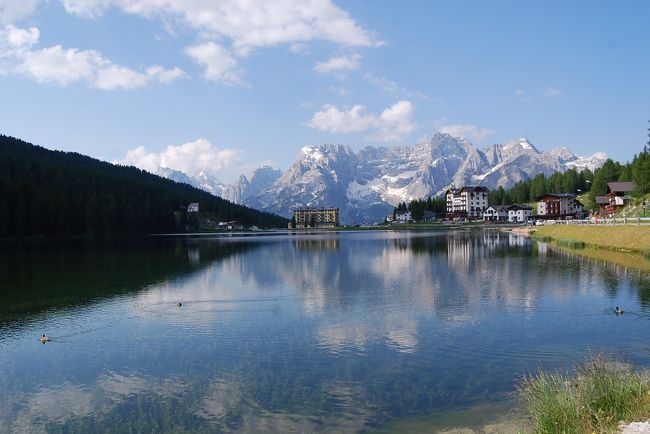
[395,211,412,223]
[445,186,489,219]
[187,203,199,213]
[535,193,584,219]
[218,221,243,230]
[596,181,636,217]
[293,207,339,228]
[507,204,532,223]
[483,206,508,222]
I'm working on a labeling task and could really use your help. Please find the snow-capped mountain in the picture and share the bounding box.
[153,133,607,224]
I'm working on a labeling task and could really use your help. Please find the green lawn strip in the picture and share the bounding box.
[534,226,650,252]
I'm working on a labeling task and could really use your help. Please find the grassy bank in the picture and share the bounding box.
[534,225,650,252]
[519,356,650,433]
[555,245,650,273]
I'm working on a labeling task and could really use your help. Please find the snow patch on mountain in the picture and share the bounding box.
[150,133,607,224]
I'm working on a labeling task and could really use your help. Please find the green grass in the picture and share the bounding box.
[534,226,650,252]
[519,355,650,433]
[557,238,586,249]
[531,234,552,242]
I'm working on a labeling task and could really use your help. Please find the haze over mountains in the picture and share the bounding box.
[159,133,607,224]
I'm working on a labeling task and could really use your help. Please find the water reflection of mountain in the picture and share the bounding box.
[6,231,650,433]
[0,238,260,326]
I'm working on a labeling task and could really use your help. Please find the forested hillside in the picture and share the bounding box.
[0,135,287,238]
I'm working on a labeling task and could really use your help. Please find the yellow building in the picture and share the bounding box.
[293,208,339,228]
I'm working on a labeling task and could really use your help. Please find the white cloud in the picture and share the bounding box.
[2,24,39,48]
[363,71,430,100]
[288,42,308,54]
[117,139,244,179]
[308,100,415,142]
[314,53,360,76]
[146,65,185,83]
[184,42,243,86]
[308,104,375,133]
[61,0,381,51]
[60,0,381,83]
[541,87,562,98]
[19,45,100,85]
[515,89,525,97]
[370,100,415,141]
[1,25,185,89]
[363,71,400,93]
[0,0,41,24]
[437,123,495,142]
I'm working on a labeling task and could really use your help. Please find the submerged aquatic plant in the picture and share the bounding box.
[518,355,650,433]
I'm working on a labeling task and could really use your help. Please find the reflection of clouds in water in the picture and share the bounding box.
[126,232,620,353]
[7,372,188,433]
[316,315,419,354]
[11,383,97,433]
[99,371,187,400]
[196,377,375,433]
[195,378,243,421]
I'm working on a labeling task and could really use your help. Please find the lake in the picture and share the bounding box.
[2,229,650,433]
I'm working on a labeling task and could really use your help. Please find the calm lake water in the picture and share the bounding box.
[2,230,650,433]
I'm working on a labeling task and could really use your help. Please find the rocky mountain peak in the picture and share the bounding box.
[153,134,607,224]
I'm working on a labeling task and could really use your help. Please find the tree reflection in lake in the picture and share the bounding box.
[2,230,650,433]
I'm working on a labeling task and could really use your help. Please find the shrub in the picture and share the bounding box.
[519,355,650,433]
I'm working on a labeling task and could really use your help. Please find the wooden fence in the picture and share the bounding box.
[538,217,650,226]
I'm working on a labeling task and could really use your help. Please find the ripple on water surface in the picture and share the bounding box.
[2,232,650,433]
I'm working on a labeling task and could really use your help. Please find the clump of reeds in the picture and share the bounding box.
[531,234,552,242]
[518,355,650,433]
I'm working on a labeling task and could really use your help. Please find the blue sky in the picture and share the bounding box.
[1,0,648,182]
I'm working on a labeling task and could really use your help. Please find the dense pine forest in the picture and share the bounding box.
[0,135,287,238]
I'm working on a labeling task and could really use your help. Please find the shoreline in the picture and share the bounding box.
[525,225,650,253]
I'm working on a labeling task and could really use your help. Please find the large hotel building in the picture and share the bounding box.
[293,208,340,228]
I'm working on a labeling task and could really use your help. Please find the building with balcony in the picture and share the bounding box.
[595,181,636,217]
[445,186,489,219]
[536,193,583,219]
[293,207,340,228]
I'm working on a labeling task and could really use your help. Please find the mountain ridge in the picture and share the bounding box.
[155,133,607,224]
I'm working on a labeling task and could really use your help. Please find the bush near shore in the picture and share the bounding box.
[534,226,650,252]
[519,355,650,433]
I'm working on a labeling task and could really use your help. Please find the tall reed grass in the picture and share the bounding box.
[519,355,650,433]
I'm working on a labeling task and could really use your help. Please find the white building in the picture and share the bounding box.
[507,204,532,223]
[483,206,508,221]
[445,186,489,219]
[395,211,412,222]
[187,203,199,213]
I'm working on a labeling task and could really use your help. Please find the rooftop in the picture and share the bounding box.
[606,181,636,194]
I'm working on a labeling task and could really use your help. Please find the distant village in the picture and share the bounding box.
[286,181,637,229]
